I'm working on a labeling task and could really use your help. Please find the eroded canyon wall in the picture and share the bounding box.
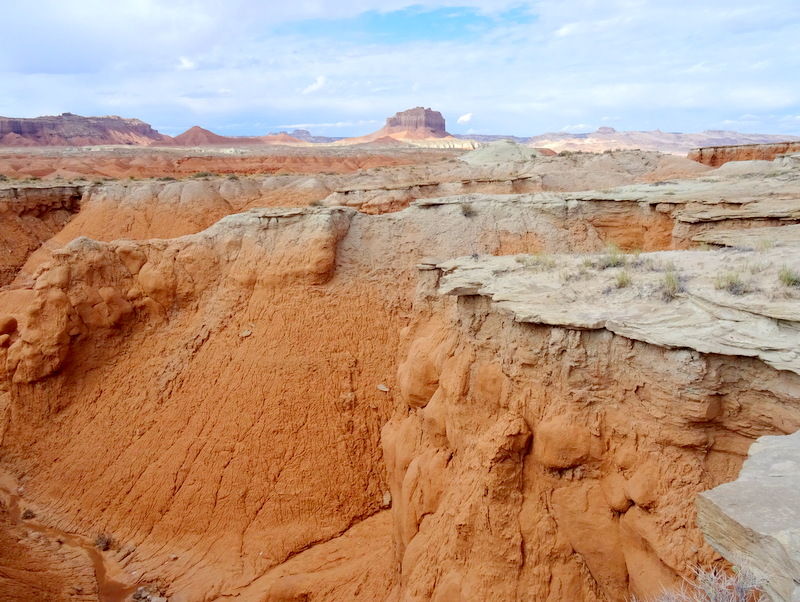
[688,142,800,167]
[384,278,800,601]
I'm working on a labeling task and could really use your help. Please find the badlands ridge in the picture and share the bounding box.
[1,118,800,602]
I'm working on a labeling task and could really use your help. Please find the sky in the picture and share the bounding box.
[1,1,799,138]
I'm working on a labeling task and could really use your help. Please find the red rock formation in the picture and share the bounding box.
[688,142,800,166]
[340,107,475,147]
[385,107,447,133]
[0,113,170,147]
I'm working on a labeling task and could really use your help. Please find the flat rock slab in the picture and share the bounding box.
[697,431,800,601]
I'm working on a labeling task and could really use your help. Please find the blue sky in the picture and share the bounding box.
[1,1,799,137]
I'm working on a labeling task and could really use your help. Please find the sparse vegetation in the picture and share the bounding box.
[599,243,627,269]
[191,171,217,179]
[644,564,764,602]
[779,265,800,287]
[0,174,8,181]
[226,173,239,181]
[662,270,683,301]
[615,270,632,288]
[714,272,750,295]
[516,253,557,271]
[94,533,113,551]
[157,176,177,182]
[460,202,476,217]
[756,238,774,251]
[21,508,35,520]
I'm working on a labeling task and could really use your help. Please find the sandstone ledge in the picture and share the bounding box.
[433,240,800,375]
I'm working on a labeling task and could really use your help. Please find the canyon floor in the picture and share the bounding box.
[1,142,799,601]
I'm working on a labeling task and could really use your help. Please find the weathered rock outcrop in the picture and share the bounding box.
[0,114,170,147]
[383,241,800,600]
[688,142,800,167]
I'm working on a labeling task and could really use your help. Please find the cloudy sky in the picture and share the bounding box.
[2,1,799,137]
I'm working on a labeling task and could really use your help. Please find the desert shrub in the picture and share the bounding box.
[191,171,217,178]
[644,564,765,602]
[714,272,750,295]
[0,174,8,181]
[516,253,557,270]
[226,174,239,181]
[460,203,476,217]
[616,270,632,288]
[94,533,113,551]
[157,176,177,182]
[662,270,683,301]
[779,266,800,287]
[599,243,627,269]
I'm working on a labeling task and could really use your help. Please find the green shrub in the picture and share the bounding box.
[599,243,627,269]
[779,266,800,287]
[662,270,683,301]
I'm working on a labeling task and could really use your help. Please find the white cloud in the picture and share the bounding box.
[177,57,196,70]
[1,0,800,136]
[457,113,473,124]
[562,124,593,133]
[302,76,328,95]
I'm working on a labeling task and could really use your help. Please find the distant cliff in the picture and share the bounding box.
[0,113,170,146]
[688,141,800,166]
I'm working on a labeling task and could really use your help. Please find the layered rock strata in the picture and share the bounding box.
[0,114,169,147]
[689,142,800,167]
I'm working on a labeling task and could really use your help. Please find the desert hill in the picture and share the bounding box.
[158,126,305,147]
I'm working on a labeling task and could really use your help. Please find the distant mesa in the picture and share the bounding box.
[340,107,476,148]
[385,107,447,134]
[0,113,170,147]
